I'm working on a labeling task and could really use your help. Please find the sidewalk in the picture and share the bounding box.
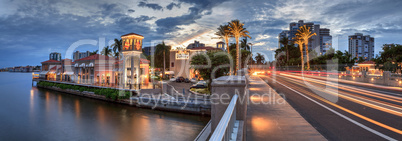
[246,76,326,140]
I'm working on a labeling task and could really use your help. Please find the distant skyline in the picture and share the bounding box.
[1,0,402,68]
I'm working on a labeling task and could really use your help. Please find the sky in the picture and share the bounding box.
[1,0,402,68]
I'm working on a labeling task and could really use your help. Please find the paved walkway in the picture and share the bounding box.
[246,76,326,141]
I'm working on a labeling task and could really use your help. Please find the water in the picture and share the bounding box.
[0,72,209,141]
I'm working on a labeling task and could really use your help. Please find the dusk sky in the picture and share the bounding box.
[1,0,402,68]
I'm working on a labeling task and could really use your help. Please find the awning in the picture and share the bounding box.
[57,73,60,75]
[79,63,86,68]
[88,63,94,67]
[64,72,74,75]
[74,64,79,67]
[39,71,48,75]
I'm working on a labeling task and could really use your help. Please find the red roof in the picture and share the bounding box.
[189,46,222,50]
[74,54,113,62]
[121,33,143,37]
[41,60,61,64]
[359,61,375,64]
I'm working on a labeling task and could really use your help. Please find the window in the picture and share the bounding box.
[171,62,174,67]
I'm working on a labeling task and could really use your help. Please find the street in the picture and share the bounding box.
[259,72,402,140]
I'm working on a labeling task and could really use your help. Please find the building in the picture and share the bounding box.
[61,59,74,82]
[121,33,144,90]
[142,46,156,56]
[74,54,115,85]
[169,46,222,79]
[348,33,375,61]
[49,52,62,61]
[73,51,90,61]
[186,40,205,49]
[278,20,332,55]
[40,60,61,80]
[216,41,225,51]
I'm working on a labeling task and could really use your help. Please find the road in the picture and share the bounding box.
[259,72,402,140]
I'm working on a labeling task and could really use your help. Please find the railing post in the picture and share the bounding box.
[211,75,248,140]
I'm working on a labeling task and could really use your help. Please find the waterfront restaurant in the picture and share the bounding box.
[169,45,222,79]
[40,60,61,80]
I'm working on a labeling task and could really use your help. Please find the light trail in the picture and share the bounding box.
[263,76,400,140]
[278,75,402,117]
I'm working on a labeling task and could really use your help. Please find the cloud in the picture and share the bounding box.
[166,2,181,10]
[138,1,163,11]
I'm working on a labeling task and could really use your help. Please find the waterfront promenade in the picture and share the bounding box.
[246,76,325,140]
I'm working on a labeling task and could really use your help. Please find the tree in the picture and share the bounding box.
[240,37,250,51]
[294,36,305,71]
[357,57,365,63]
[154,41,171,78]
[90,50,98,56]
[296,25,316,70]
[228,20,251,73]
[111,39,122,58]
[279,36,290,65]
[255,53,265,65]
[215,25,232,54]
[101,46,112,56]
[190,50,230,92]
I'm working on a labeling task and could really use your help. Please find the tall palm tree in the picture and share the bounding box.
[215,25,232,54]
[254,53,265,65]
[228,20,251,72]
[296,25,316,70]
[294,36,305,71]
[279,36,290,65]
[101,46,112,56]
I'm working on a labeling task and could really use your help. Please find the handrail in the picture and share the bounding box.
[209,94,238,141]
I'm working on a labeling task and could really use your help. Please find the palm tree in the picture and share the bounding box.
[296,25,316,70]
[279,36,290,65]
[228,20,251,72]
[111,39,122,58]
[240,37,250,51]
[254,53,265,64]
[294,36,305,71]
[101,46,112,56]
[90,50,98,56]
[215,25,232,54]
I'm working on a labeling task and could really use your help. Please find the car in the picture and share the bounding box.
[190,83,207,89]
[176,76,185,82]
[197,80,206,86]
[190,78,197,83]
[169,77,176,82]
[184,78,190,83]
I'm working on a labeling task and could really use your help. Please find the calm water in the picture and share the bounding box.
[0,72,209,141]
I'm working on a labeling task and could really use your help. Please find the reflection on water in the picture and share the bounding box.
[0,72,209,141]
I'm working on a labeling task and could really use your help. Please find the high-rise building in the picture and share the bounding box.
[73,51,90,61]
[348,33,375,61]
[278,20,332,55]
[49,52,61,61]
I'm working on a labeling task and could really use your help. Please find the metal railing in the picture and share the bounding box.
[209,94,238,141]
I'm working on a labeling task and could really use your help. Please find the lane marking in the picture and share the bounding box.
[263,76,398,141]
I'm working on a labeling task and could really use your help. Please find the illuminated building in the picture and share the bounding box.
[169,46,221,79]
[121,33,144,89]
